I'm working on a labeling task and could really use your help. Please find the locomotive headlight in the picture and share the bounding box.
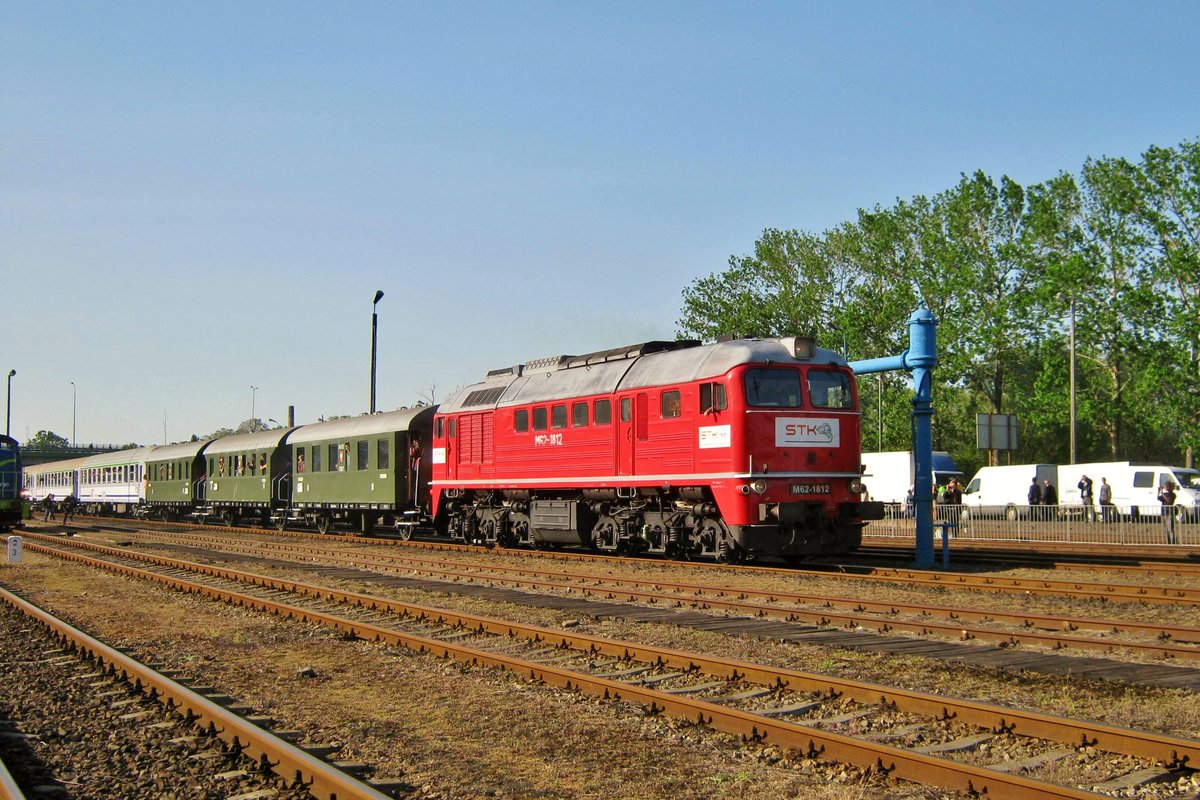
[750,479,767,495]
[849,478,865,495]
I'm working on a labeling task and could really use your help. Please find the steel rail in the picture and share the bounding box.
[0,586,393,800]
[0,757,26,800]
[70,518,1200,602]
[25,536,1200,776]
[104,529,1200,658]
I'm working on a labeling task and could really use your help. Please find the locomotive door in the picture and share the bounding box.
[617,393,648,476]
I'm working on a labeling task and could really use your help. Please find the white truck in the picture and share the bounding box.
[961,463,1057,520]
[861,450,963,507]
[1057,461,1200,520]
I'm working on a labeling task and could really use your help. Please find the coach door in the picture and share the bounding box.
[617,393,648,476]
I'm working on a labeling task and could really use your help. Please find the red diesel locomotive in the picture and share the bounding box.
[430,336,883,561]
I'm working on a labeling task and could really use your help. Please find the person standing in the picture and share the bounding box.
[1158,481,1178,545]
[1041,479,1058,521]
[1028,477,1041,519]
[1078,474,1094,521]
[1098,477,1113,523]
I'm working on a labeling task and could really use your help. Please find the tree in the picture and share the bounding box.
[26,430,69,449]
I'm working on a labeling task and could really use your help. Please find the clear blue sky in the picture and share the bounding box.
[4,2,1198,445]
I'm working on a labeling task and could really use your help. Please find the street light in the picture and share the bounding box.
[5,370,14,437]
[370,289,385,414]
[250,386,259,432]
[71,381,77,447]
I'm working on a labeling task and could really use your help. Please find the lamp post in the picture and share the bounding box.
[5,370,14,437]
[250,386,258,432]
[370,289,385,414]
[71,381,77,446]
[1056,293,1077,464]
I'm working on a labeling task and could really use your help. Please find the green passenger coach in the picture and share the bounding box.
[144,439,213,519]
[281,406,434,535]
[202,428,294,526]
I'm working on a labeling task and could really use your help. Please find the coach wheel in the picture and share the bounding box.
[274,515,287,532]
[223,512,234,528]
[397,524,414,541]
[317,514,332,535]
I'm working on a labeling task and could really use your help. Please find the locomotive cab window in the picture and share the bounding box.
[700,382,727,414]
[807,369,854,409]
[661,390,681,418]
[514,409,529,433]
[744,369,802,408]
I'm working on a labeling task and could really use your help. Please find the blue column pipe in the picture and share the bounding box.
[848,304,938,568]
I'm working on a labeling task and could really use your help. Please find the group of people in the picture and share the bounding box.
[40,494,79,524]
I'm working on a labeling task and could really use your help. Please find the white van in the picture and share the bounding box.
[961,464,1057,519]
[861,450,963,505]
[1058,462,1200,519]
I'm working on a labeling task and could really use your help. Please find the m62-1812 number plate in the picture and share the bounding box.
[790,483,831,495]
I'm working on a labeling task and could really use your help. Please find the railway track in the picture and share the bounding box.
[69,526,1200,670]
[15,532,1200,799]
[0,586,403,800]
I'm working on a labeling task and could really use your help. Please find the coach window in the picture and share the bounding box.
[807,369,854,409]
[661,390,681,419]
[571,402,588,428]
[514,409,529,433]
[744,369,802,408]
[312,446,322,472]
[699,382,728,414]
[378,439,390,469]
[533,407,548,430]
[551,404,568,429]
[329,444,340,471]
[357,440,369,470]
[594,399,611,425]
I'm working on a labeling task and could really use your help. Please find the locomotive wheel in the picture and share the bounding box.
[316,514,332,535]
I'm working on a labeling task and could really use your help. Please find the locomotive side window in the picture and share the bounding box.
[700,383,727,413]
[533,407,548,430]
[661,390,681,418]
[514,409,529,432]
[448,419,456,438]
[551,404,568,429]
[620,397,631,422]
[807,369,853,409]
[744,369,802,407]
[594,399,611,425]
[571,402,588,428]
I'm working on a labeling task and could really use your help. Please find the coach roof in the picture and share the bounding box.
[286,406,435,445]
